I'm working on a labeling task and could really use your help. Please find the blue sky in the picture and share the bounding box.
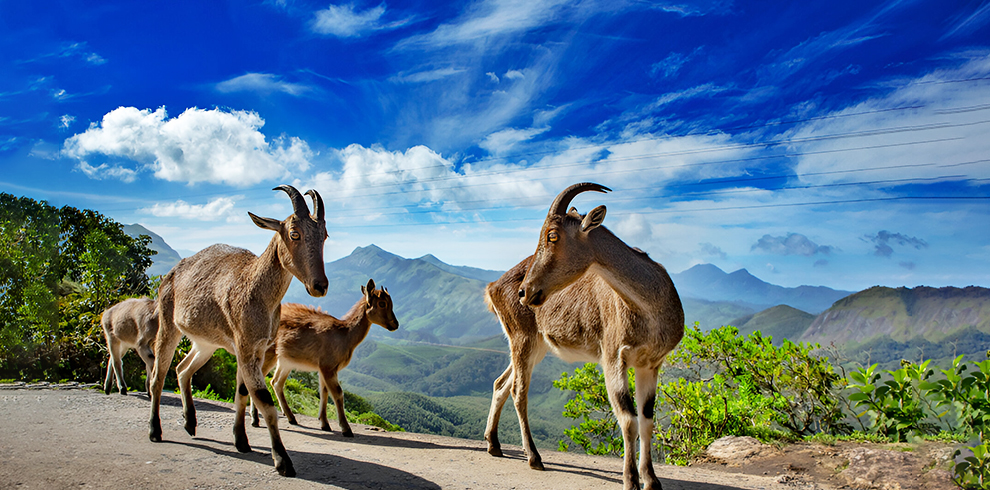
[1,0,988,292]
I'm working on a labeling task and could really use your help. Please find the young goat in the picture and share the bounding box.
[101,297,159,395]
[252,279,398,436]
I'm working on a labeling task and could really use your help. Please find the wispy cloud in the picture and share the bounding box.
[865,230,928,258]
[17,41,107,66]
[63,106,313,186]
[142,197,239,221]
[310,3,411,38]
[215,73,314,96]
[751,233,835,256]
[389,67,466,83]
[76,161,139,183]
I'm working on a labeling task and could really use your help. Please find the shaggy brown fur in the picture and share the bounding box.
[101,297,159,395]
[147,185,329,478]
[490,183,684,490]
[251,279,398,435]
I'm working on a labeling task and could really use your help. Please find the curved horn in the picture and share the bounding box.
[304,189,324,221]
[274,184,309,217]
[548,182,611,218]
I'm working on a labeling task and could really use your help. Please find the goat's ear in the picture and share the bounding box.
[366,279,376,294]
[249,212,281,231]
[581,205,606,232]
[567,207,582,219]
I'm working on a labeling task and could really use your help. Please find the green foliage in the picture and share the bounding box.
[553,363,626,456]
[554,325,846,465]
[0,193,156,382]
[846,361,936,441]
[954,439,990,489]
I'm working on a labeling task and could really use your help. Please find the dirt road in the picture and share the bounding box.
[0,388,827,490]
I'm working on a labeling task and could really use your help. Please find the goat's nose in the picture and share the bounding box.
[313,280,328,296]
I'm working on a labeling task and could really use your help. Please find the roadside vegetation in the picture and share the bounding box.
[554,324,990,488]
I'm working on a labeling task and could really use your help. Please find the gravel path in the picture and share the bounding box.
[0,388,831,490]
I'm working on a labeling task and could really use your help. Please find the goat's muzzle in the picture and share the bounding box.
[518,287,545,307]
[308,280,328,297]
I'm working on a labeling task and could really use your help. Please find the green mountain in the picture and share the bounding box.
[800,286,990,345]
[122,223,181,276]
[732,305,816,343]
[282,245,502,342]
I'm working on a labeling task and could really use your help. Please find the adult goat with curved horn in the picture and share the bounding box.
[487,182,683,490]
[148,184,329,477]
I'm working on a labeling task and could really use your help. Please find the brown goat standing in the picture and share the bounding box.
[489,183,684,490]
[148,185,329,477]
[251,279,398,435]
[101,297,159,395]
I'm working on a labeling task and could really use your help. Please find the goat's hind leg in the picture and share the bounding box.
[635,366,662,490]
[323,370,352,437]
[485,364,513,457]
[176,343,216,436]
[149,308,182,443]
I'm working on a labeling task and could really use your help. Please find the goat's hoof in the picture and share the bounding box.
[488,446,503,457]
[275,457,296,477]
[251,421,260,428]
[149,420,162,442]
[104,387,111,395]
[235,439,251,453]
[184,422,196,437]
[288,418,299,426]
[342,430,354,438]
[120,387,127,396]
[529,459,545,471]
[643,476,663,490]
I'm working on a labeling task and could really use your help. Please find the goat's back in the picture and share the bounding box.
[102,297,158,346]
[159,244,279,347]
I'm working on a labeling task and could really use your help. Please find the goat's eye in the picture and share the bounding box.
[547,231,558,243]
[377,301,387,309]
[289,231,301,240]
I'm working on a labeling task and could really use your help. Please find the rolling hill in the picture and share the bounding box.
[122,223,182,276]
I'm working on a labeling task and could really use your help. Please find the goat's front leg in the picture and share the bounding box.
[603,354,640,490]
[149,304,182,443]
[270,364,297,425]
[510,339,548,471]
[485,364,513,457]
[323,369,352,437]
[238,347,295,477]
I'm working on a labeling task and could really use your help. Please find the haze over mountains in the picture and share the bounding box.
[137,231,990,445]
[142,232,990,361]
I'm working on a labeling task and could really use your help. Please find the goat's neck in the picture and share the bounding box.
[586,230,667,314]
[247,235,294,307]
[340,300,373,347]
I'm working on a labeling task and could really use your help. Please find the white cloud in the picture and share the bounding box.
[142,197,238,221]
[478,126,549,155]
[503,69,524,80]
[788,54,990,185]
[76,161,139,183]
[390,67,467,83]
[215,73,313,96]
[59,114,75,129]
[63,106,313,186]
[310,3,410,38]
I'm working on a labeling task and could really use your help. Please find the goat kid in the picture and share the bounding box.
[490,182,684,490]
[251,279,398,435]
[101,297,159,395]
[148,185,329,477]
